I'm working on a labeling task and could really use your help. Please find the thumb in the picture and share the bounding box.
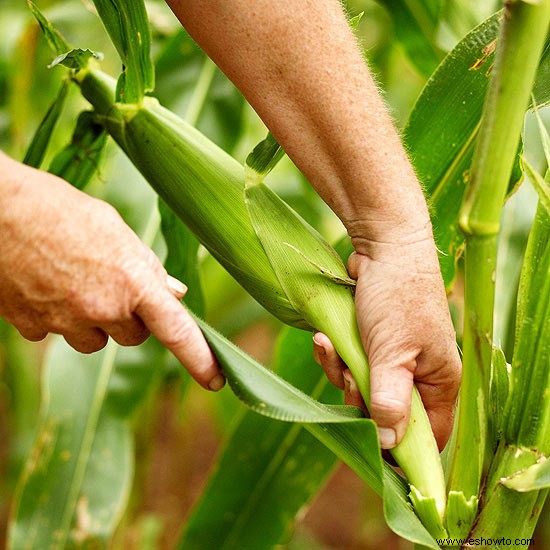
[369,354,416,449]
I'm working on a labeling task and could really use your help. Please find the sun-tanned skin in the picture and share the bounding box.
[0,152,224,391]
[0,0,460,450]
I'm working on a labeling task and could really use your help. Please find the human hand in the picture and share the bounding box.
[0,154,224,391]
[313,237,461,451]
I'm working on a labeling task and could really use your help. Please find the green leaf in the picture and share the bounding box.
[532,38,550,107]
[179,328,341,550]
[348,11,364,29]
[91,0,154,103]
[378,0,444,77]
[403,11,548,288]
[524,158,550,214]
[245,132,285,180]
[445,491,478,539]
[8,338,166,549]
[191,315,440,548]
[489,347,510,448]
[505,202,550,452]
[23,80,69,168]
[502,458,550,492]
[48,48,103,70]
[409,486,447,539]
[48,111,108,190]
[27,1,72,59]
[530,97,550,169]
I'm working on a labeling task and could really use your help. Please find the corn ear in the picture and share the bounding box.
[75,67,447,525]
[77,69,306,328]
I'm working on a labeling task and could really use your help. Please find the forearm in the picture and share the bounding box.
[166,0,432,254]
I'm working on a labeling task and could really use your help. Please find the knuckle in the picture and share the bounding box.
[18,324,47,342]
[66,332,108,354]
[369,350,419,376]
[162,316,197,350]
[112,328,150,347]
[80,299,120,325]
[72,341,104,354]
[96,199,123,225]
[369,392,408,423]
[144,246,164,273]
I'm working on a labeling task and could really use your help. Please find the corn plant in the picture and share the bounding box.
[4,0,550,548]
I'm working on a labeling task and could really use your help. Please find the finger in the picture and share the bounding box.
[424,401,456,452]
[136,287,224,391]
[416,352,461,450]
[64,327,108,354]
[369,358,415,449]
[17,324,48,342]
[101,315,150,347]
[166,275,188,300]
[346,251,363,280]
[313,332,346,390]
[343,369,368,414]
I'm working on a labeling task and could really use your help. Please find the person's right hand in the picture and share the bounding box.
[0,152,225,392]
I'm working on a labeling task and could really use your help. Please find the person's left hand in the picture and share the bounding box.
[313,241,461,451]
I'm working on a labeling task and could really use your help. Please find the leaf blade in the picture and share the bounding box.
[23,80,69,168]
[191,315,439,549]
[179,328,341,550]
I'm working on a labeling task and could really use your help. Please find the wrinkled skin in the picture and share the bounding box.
[314,242,460,450]
[0,153,224,391]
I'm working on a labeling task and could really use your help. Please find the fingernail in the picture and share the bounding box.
[208,373,226,392]
[378,427,397,449]
[167,275,187,298]
[312,334,325,354]
[343,369,356,392]
[343,371,351,392]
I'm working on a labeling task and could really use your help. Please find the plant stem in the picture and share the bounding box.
[446,235,493,493]
[448,0,550,516]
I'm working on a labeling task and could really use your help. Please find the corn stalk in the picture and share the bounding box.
[447,0,550,540]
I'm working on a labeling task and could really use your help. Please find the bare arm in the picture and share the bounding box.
[166,0,429,248]
[166,0,461,449]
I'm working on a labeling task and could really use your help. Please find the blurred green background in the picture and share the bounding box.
[1,1,548,548]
